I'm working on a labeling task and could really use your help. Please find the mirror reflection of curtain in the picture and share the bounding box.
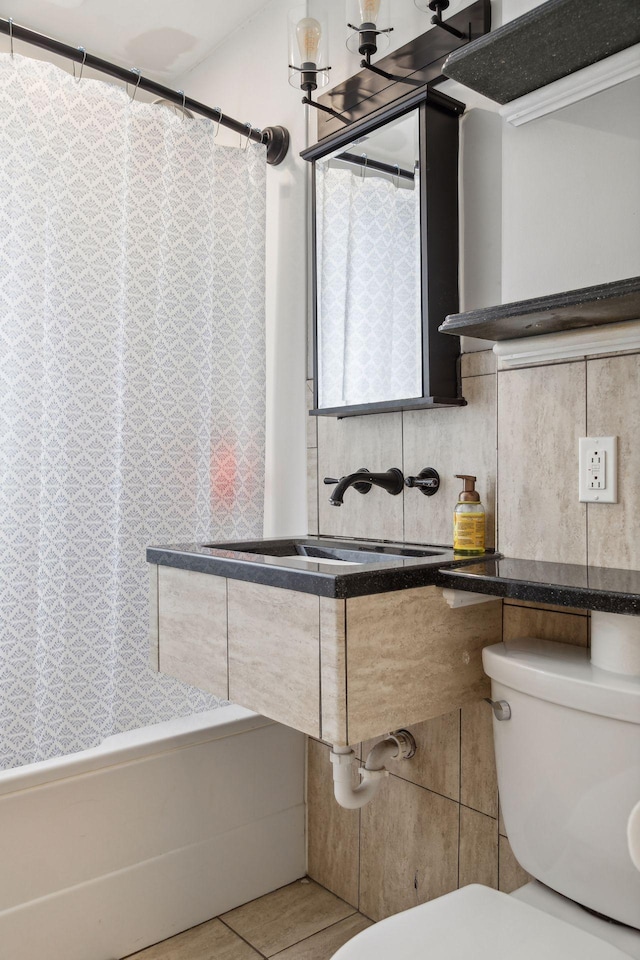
[317,164,422,408]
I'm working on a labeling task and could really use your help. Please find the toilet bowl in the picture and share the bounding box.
[332,883,639,959]
[333,638,640,959]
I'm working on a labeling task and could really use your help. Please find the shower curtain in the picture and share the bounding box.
[0,55,266,769]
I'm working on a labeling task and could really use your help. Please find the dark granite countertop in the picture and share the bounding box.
[147,536,481,600]
[148,539,640,614]
[437,558,640,616]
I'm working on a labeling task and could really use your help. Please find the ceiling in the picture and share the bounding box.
[1,0,273,81]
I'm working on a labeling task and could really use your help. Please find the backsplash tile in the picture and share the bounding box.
[586,353,640,569]
[317,412,403,541]
[459,806,499,890]
[503,604,588,647]
[307,739,360,908]
[497,361,587,564]
[403,374,497,548]
[460,699,498,819]
[498,836,531,894]
[359,775,459,921]
[461,349,497,378]
[362,710,460,802]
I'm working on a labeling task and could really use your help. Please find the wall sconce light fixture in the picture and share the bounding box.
[414,0,467,40]
[288,8,348,123]
[346,0,393,64]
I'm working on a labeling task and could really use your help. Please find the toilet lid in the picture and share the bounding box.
[332,886,632,960]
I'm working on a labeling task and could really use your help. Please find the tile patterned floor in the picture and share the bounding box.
[125,879,373,960]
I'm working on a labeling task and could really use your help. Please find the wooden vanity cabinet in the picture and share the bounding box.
[150,565,502,745]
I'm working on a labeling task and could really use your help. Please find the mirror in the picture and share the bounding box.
[315,111,422,410]
[303,89,467,418]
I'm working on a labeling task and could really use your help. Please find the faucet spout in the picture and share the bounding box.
[324,467,404,506]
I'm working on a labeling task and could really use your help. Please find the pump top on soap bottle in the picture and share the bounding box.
[453,474,485,555]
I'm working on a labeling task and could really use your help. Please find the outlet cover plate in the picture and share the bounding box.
[579,436,617,503]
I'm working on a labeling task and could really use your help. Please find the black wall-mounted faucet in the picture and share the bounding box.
[323,467,404,506]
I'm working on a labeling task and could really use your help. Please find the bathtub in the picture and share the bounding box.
[0,706,306,960]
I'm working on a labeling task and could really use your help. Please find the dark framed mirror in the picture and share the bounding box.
[302,87,467,418]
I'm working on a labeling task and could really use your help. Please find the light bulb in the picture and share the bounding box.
[359,0,381,23]
[296,17,322,63]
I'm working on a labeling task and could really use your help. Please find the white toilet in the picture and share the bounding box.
[333,637,640,959]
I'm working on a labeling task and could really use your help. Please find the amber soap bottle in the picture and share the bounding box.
[453,474,485,555]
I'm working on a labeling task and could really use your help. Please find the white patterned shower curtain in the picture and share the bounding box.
[0,55,267,769]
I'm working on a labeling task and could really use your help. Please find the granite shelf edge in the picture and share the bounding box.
[442,0,640,105]
[439,275,640,342]
[436,568,640,616]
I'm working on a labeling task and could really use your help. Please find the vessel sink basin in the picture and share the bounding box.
[220,541,447,565]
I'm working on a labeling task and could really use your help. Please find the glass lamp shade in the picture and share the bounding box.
[288,6,330,90]
[345,0,391,56]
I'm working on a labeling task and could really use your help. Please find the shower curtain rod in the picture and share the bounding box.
[0,17,290,165]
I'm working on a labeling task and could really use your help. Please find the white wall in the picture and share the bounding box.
[501,0,640,301]
[178,0,310,537]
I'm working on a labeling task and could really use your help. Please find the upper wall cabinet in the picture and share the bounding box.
[301,88,466,419]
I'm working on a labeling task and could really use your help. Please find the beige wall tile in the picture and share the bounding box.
[307,380,318,449]
[498,798,506,837]
[317,412,403,541]
[307,739,360,908]
[497,362,587,564]
[503,604,588,647]
[403,375,497,549]
[359,776,459,921]
[461,350,496,378]
[361,710,460,802]
[499,836,532,893]
[460,699,498,818]
[587,354,640,569]
[228,581,320,737]
[504,598,587,616]
[346,587,500,743]
[127,918,261,959]
[319,598,348,745]
[158,566,228,699]
[308,448,319,535]
[459,806,498,890]
[221,879,354,956]
[270,914,372,960]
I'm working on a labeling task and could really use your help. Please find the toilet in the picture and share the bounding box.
[333,637,640,959]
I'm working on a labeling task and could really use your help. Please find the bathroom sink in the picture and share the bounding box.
[146,536,483,599]
[217,539,447,565]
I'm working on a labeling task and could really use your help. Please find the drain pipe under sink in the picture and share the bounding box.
[330,730,416,809]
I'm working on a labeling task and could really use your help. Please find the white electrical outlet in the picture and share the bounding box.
[579,437,618,503]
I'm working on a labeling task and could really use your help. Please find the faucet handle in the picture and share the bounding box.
[405,467,440,497]
[323,477,340,485]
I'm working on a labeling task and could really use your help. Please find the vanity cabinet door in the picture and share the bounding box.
[345,586,502,744]
[227,580,321,738]
[157,565,228,698]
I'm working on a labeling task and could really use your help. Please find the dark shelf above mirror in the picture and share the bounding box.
[439,276,640,342]
[442,0,640,104]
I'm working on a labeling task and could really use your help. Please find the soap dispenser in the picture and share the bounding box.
[453,474,485,555]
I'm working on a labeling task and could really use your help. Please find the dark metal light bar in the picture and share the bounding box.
[0,17,290,164]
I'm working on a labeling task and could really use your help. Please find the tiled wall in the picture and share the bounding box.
[305,346,640,920]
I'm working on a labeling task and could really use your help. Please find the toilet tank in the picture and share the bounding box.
[483,638,640,930]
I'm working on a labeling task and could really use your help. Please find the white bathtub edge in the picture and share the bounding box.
[0,705,271,796]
